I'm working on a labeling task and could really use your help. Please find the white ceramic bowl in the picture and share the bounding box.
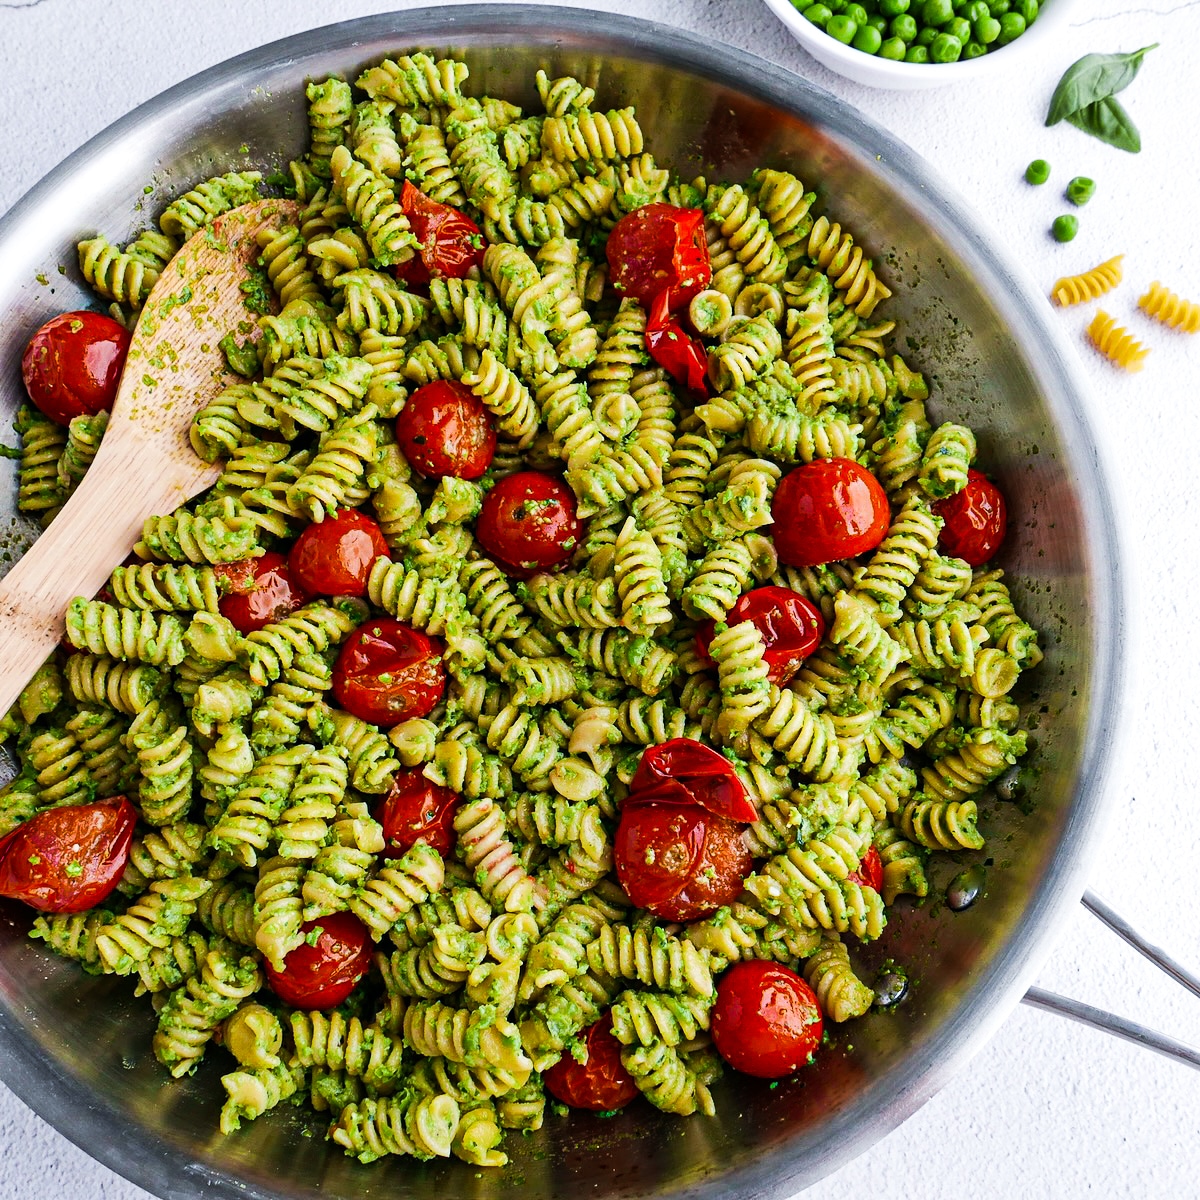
[761,0,1083,89]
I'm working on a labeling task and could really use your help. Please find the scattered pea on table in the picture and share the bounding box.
[1067,176,1096,206]
[1052,214,1079,243]
[1025,158,1051,185]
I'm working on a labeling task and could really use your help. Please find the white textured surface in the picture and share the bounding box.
[0,1,1197,1197]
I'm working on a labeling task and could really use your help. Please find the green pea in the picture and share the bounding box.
[973,14,1001,41]
[1016,0,1038,19]
[997,11,1025,41]
[879,0,909,14]
[891,13,918,39]
[1052,215,1078,243]
[930,31,963,60]
[962,0,989,17]
[987,0,1010,13]
[867,14,889,32]
[920,0,955,25]
[904,43,930,61]
[1066,176,1095,206]
[827,0,849,10]
[844,3,870,22]
[853,24,884,51]
[802,1,834,21]
[826,14,859,41]
[1024,158,1051,185]
[945,16,971,41]
[880,35,908,57]
[962,39,988,58]
[917,25,939,44]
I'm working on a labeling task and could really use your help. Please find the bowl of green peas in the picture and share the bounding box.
[761,0,1081,88]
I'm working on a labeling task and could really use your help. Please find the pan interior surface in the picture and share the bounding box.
[0,9,1121,1200]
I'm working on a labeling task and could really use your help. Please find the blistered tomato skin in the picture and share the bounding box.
[263,912,372,1010]
[395,380,497,480]
[696,586,825,686]
[606,203,711,309]
[288,510,389,598]
[932,469,1008,567]
[332,618,446,728]
[543,1013,640,1111]
[645,291,710,395]
[218,551,310,634]
[613,803,752,923]
[393,182,485,285]
[21,310,131,426]
[475,471,581,578]
[629,738,757,823]
[771,458,891,568]
[711,960,824,1079]
[847,845,883,893]
[0,796,137,913]
[375,769,460,859]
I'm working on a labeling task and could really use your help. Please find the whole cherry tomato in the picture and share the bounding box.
[264,912,372,1009]
[932,468,1007,567]
[645,291,710,396]
[614,802,752,923]
[711,959,824,1079]
[696,586,825,687]
[475,470,581,578]
[332,618,446,728]
[628,738,757,823]
[543,1013,640,1111]
[211,558,258,597]
[375,768,459,858]
[218,551,310,634]
[771,457,891,568]
[394,182,485,285]
[21,310,131,426]
[0,796,136,913]
[847,844,883,893]
[606,203,711,310]
[395,380,497,480]
[288,509,389,598]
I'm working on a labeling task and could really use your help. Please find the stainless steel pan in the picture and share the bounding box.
[0,7,1126,1197]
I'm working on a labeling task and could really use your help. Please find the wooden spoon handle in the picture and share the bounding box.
[0,430,219,719]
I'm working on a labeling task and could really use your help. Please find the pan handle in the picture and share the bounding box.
[1020,890,1200,1072]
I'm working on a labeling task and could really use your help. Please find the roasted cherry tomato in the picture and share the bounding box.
[218,551,310,634]
[332,618,446,727]
[932,468,1008,567]
[644,291,710,395]
[771,457,891,568]
[614,802,752,923]
[847,844,883,893]
[696,586,825,687]
[288,509,389,598]
[211,558,259,597]
[606,203,711,310]
[475,470,581,578]
[375,768,459,859]
[0,796,136,913]
[543,1013,640,1111]
[395,380,497,480]
[263,912,372,1009]
[628,738,757,823]
[712,959,824,1079]
[394,182,485,285]
[21,310,131,426]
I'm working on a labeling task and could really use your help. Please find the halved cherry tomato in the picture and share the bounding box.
[606,203,711,310]
[543,1013,640,1111]
[645,291,710,395]
[211,559,258,597]
[772,457,891,568]
[932,468,1007,567]
[696,587,825,687]
[628,738,757,823]
[712,959,824,1079]
[218,551,311,634]
[0,796,136,913]
[395,380,496,480]
[394,182,485,285]
[263,912,372,1010]
[847,844,883,893]
[332,618,446,728]
[375,768,459,859]
[613,802,752,923]
[21,310,131,426]
[475,470,581,578]
[288,509,389,598]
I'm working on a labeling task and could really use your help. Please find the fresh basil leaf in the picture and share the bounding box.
[1046,44,1157,126]
[1064,95,1142,154]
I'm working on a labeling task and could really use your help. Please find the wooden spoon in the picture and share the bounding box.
[0,197,299,719]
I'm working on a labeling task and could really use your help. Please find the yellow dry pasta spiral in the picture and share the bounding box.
[1087,309,1149,372]
[1051,254,1123,307]
[1138,281,1200,333]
